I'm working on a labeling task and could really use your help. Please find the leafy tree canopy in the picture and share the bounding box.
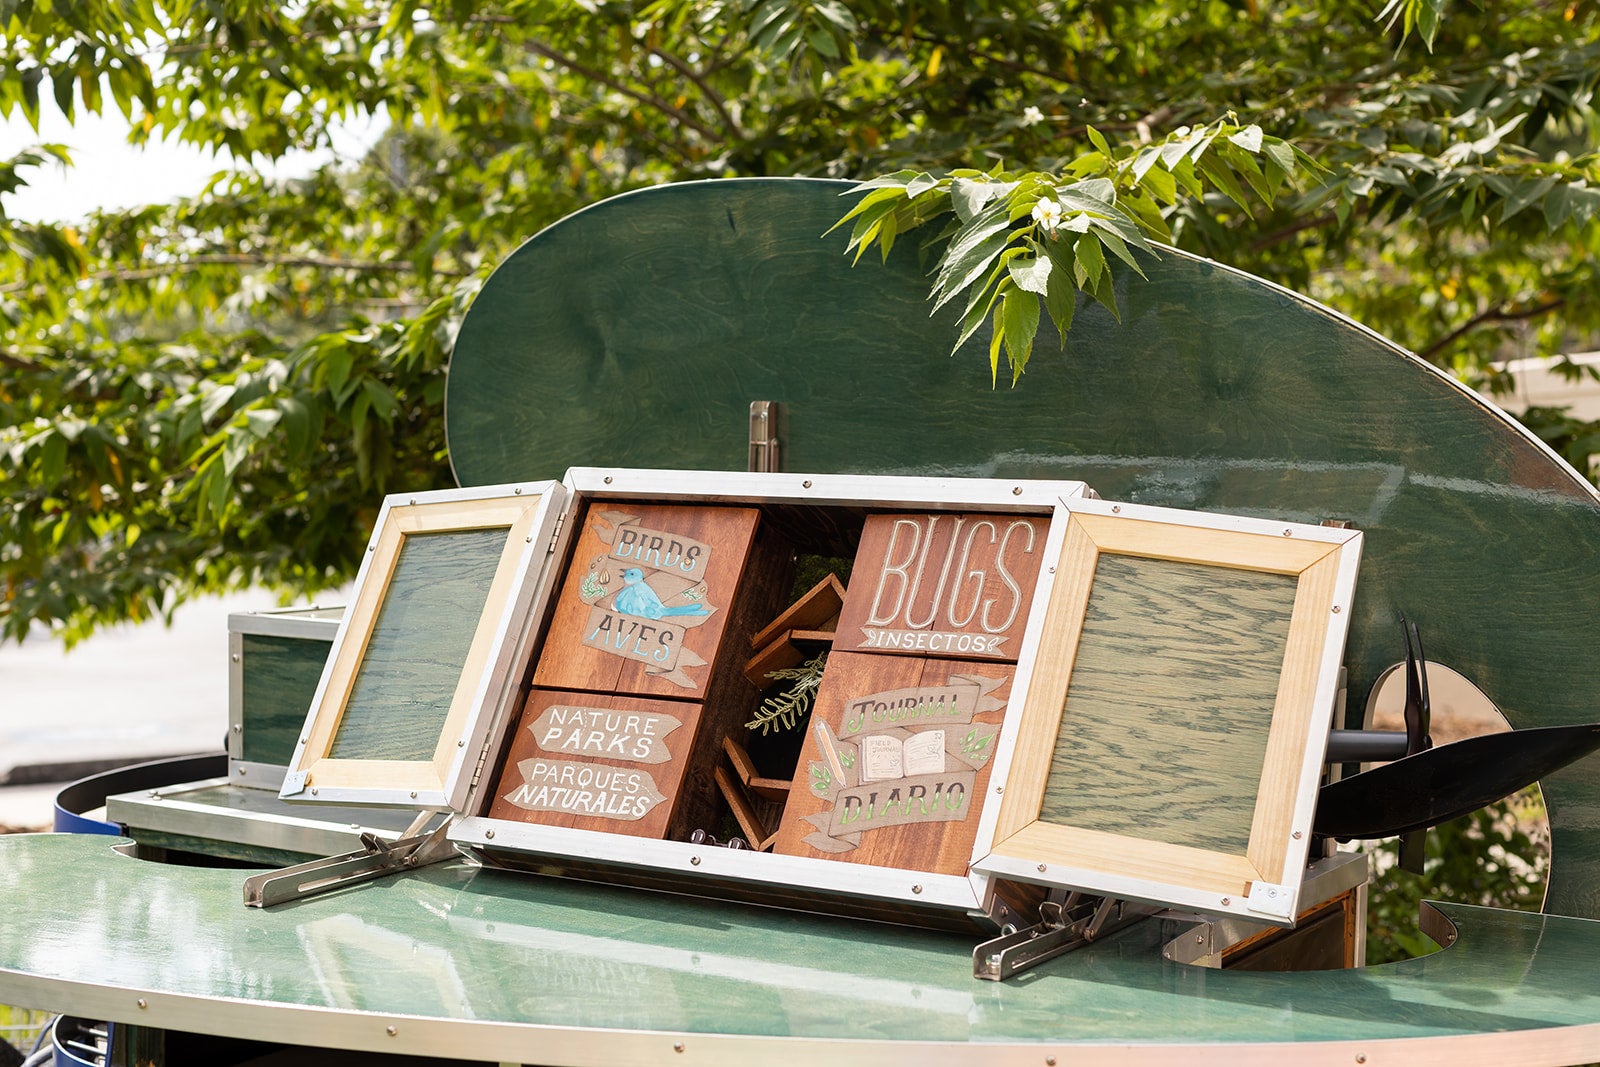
[2,0,1597,643]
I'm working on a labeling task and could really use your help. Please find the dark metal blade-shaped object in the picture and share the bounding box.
[1396,617,1433,870]
[1315,723,1600,840]
[1401,617,1433,756]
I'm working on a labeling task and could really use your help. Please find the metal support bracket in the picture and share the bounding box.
[748,400,781,473]
[973,892,1153,981]
[243,814,458,908]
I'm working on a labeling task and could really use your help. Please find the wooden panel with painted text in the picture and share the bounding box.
[833,513,1048,662]
[772,651,1012,875]
[487,689,703,839]
[532,503,762,701]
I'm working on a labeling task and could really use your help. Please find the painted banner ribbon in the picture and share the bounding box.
[503,757,668,821]
[528,704,683,765]
[576,511,716,689]
[801,675,1005,854]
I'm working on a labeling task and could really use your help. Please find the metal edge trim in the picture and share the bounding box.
[451,818,982,912]
[227,613,343,640]
[104,791,420,858]
[3,968,1599,1067]
[563,468,1090,511]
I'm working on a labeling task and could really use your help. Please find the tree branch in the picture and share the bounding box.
[1249,213,1339,252]
[0,254,462,293]
[520,39,722,143]
[1417,298,1567,363]
[648,46,743,139]
[1,351,42,372]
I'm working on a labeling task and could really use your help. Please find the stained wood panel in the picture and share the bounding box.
[833,513,1049,661]
[330,528,507,761]
[1039,555,1296,853]
[772,651,1012,875]
[532,503,762,701]
[487,689,703,839]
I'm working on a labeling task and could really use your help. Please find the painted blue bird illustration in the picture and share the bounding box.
[613,568,711,619]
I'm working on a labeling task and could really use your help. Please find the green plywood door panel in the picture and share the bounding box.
[1041,556,1295,853]
[329,528,506,762]
[4,833,1600,1055]
[240,633,333,766]
[446,178,1600,918]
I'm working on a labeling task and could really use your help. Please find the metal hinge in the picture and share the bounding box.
[547,512,567,554]
[243,814,456,908]
[748,400,781,473]
[468,735,494,790]
[974,892,1154,981]
[281,769,310,796]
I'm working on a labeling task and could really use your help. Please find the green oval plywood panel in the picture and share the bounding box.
[445,177,1600,918]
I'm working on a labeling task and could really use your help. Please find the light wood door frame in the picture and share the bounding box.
[975,499,1362,924]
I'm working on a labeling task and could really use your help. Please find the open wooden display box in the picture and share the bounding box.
[280,469,1362,931]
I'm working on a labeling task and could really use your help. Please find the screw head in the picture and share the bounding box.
[604,475,613,484]
[690,856,702,866]
[1012,486,1023,495]
[311,787,319,796]
[514,487,522,495]
[137,998,147,1009]
[484,829,495,839]
[409,791,418,799]
[232,724,242,733]
[1221,897,1231,906]
[802,479,813,488]
[237,767,246,776]
[674,1042,686,1054]
[1332,605,1342,613]
[1037,863,1047,872]
[1293,831,1303,840]
[911,884,923,894]
[231,653,240,662]
[387,1025,398,1037]
[1283,529,1293,536]
[1111,505,1121,512]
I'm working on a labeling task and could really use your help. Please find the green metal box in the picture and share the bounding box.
[228,605,344,791]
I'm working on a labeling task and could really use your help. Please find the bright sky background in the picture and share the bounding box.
[0,94,385,223]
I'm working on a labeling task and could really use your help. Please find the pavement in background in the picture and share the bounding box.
[0,590,309,829]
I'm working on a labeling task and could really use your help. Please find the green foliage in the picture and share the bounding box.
[0,1001,51,1057]
[1365,788,1548,964]
[747,651,827,735]
[834,118,1317,382]
[2,1,1599,640]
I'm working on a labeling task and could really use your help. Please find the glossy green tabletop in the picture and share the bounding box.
[3,833,1600,1064]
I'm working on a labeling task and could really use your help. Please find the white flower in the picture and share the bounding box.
[1020,105,1045,127]
[1031,196,1063,233]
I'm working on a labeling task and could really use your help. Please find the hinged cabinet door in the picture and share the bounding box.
[281,481,568,811]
